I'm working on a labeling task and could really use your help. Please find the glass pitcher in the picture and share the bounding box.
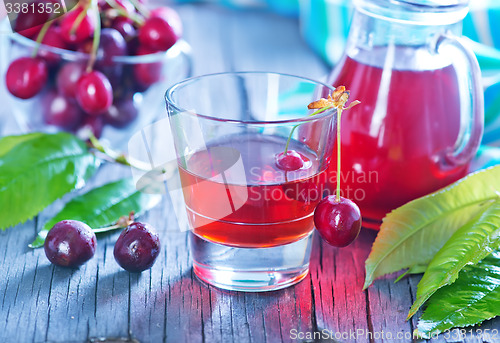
[326,0,484,228]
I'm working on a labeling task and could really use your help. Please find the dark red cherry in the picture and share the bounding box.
[138,16,178,51]
[314,196,362,247]
[150,6,183,38]
[112,17,137,43]
[113,222,160,272]
[103,98,138,128]
[76,39,93,54]
[56,62,86,99]
[42,91,83,129]
[76,71,113,115]
[60,8,96,44]
[275,150,304,171]
[133,46,162,87]
[44,220,97,268]
[6,57,48,99]
[96,28,127,66]
[76,115,104,139]
[38,26,69,65]
[14,0,53,38]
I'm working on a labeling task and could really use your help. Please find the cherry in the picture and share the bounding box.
[60,7,96,44]
[76,39,94,54]
[275,150,305,171]
[14,0,53,38]
[150,7,183,38]
[112,17,137,43]
[38,26,69,65]
[133,46,162,87]
[56,62,86,99]
[138,16,178,52]
[42,91,83,129]
[76,115,104,139]
[6,57,48,99]
[314,196,362,247]
[44,220,97,268]
[96,28,127,66]
[76,71,113,115]
[113,222,160,272]
[103,98,138,128]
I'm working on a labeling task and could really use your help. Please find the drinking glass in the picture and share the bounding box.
[166,72,336,292]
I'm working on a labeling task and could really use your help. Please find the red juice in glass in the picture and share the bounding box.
[179,134,327,248]
[327,47,469,226]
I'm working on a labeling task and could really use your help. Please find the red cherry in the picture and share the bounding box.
[103,98,138,128]
[138,16,178,51]
[60,8,96,44]
[38,26,69,65]
[14,0,53,38]
[56,62,87,99]
[314,196,362,247]
[76,39,93,54]
[76,71,113,115]
[112,17,137,43]
[133,46,163,87]
[77,115,104,139]
[6,57,48,99]
[150,7,183,37]
[275,150,305,171]
[42,91,83,129]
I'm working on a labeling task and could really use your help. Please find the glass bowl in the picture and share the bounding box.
[4,31,192,147]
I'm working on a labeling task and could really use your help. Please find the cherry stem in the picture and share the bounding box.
[31,20,53,58]
[87,3,101,72]
[88,132,153,172]
[93,212,135,233]
[70,2,90,36]
[104,0,145,25]
[127,0,149,18]
[336,107,342,202]
[283,105,332,155]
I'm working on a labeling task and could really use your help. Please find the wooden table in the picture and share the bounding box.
[1,4,499,343]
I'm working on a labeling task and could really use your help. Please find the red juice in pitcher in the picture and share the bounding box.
[327,46,469,227]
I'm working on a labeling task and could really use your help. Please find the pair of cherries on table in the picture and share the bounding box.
[44,219,161,272]
[6,0,182,136]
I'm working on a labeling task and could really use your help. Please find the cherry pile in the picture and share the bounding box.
[44,219,161,272]
[6,0,182,137]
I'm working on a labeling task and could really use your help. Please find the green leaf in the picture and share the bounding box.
[0,133,44,157]
[407,199,500,318]
[393,265,428,284]
[0,133,98,230]
[364,166,500,289]
[415,251,500,338]
[30,178,162,248]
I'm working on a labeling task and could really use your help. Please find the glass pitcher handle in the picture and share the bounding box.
[434,32,484,166]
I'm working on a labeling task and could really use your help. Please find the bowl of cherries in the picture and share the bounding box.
[4,0,191,145]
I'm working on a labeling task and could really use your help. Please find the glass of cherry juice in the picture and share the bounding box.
[166,72,336,292]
